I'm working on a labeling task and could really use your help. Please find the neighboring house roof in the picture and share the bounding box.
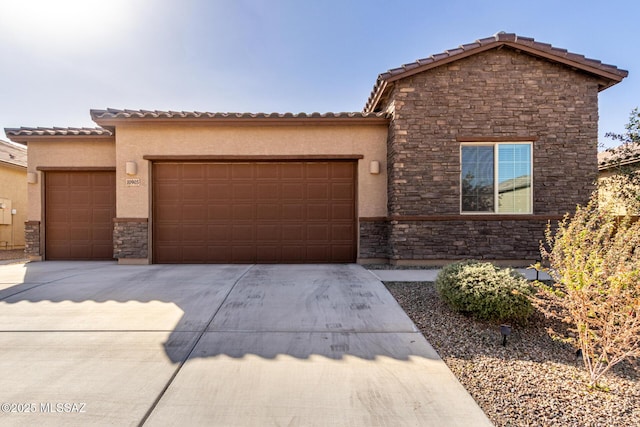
[598,144,640,170]
[498,176,531,193]
[364,32,629,113]
[91,109,389,129]
[4,127,114,144]
[0,138,27,169]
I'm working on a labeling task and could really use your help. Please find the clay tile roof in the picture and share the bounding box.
[4,127,113,144]
[90,108,388,125]
[364,32,629,112]
[0,138,27,168]
[598,144,640,170]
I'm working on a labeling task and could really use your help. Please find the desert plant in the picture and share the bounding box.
[435,260,534,324]
[538,193,640,388]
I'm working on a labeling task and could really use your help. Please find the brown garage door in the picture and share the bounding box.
[45,171,116,260]
[153,162,357,263]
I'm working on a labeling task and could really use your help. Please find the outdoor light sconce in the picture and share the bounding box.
[27,172,38,184]
[500,324,512,346]
[125,161,138,176]
[369,160,380,175]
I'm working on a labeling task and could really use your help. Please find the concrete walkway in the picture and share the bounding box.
[369,267,551,282]
[0,262,492,427]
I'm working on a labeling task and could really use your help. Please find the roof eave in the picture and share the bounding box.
[365,39,628,112]
[90,110,390,127]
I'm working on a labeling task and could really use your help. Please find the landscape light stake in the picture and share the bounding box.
[500,324,512,346]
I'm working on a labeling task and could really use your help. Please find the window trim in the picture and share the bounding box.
[460,141,533,215]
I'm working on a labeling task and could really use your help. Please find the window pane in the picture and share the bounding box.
[461,146,494,212]
[497,144,531,213]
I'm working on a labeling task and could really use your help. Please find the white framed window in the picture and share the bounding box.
[460,142,532,214]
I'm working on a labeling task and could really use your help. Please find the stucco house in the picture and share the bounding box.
[5,33,628,265]
[598,145,640,215]
[0,139,27,249]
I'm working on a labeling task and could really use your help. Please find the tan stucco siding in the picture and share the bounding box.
[27,139,116,221]
[115,123,388,218]
[0,165,27,247]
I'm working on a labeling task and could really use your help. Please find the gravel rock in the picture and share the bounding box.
[385,281,640,427]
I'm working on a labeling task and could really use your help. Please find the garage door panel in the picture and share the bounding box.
[306,163,329,179]
[331,162,355,179]
[232,246,254,262]
[281,163,304,179]
[208,184,231,199]
[282,183,304,199]
[206,164,230,179]
[232,224,254,241]
[182,205,208,221]
[332,224,355,240]
[70,191,91,205]
[183,183,208,200]
[256,224,280,240]
[307,183,329,200]
[256,164,279,179]
[208,205,231,220]
[307,246,329,262]
[232,183,254,199]
[282,225,304,241]
[156,205,182,221]
[45,171,115,261]
[307,204,329,221]
[153,162,355,263]
[257,204,280,220]
[182,164,206,180]
[154,163,180,180]
[256,183,279,199]
[231,164,254,179]
[332,182,354,200]
[208,225,230,241]
[256,246,280,263]
[332,204,355,220]
[207,247,231,263]
[154,184,181,200]
[68,174,90,186]
[232,205,254,220]
[307,224,329,241]
[282,205,304,220]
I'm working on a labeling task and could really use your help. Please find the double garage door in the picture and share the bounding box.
[153,161,357,263]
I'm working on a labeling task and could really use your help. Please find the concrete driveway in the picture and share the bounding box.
[0,262,492,427]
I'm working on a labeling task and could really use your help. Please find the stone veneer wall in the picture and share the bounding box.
[358,219,389,259]
[113,219,148,259]
[24,221,41,257]
[378,47,600,262]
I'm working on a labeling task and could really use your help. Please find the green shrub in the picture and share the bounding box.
[435,260,534,324]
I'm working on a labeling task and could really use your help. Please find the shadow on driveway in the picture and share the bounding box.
[0,262,492,427]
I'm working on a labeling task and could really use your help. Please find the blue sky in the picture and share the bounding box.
[0,0,637,149]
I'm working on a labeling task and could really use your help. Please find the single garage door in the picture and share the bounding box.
[153,161,357,263]
[45,170,116,260]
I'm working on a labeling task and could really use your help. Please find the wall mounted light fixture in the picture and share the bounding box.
[125,161,138,176]
[369,160,380,175]
[27,172,38,184]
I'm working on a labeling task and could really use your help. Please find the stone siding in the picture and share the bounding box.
[359,219,389,259]
[113,219,148,259]
[388,218,553,261]
[379,47,600,261]
[24,221,41,257]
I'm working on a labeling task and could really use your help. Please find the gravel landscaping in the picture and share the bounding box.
[385,281,640,427]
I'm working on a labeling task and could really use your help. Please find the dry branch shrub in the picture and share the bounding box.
[538,194,640,387]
